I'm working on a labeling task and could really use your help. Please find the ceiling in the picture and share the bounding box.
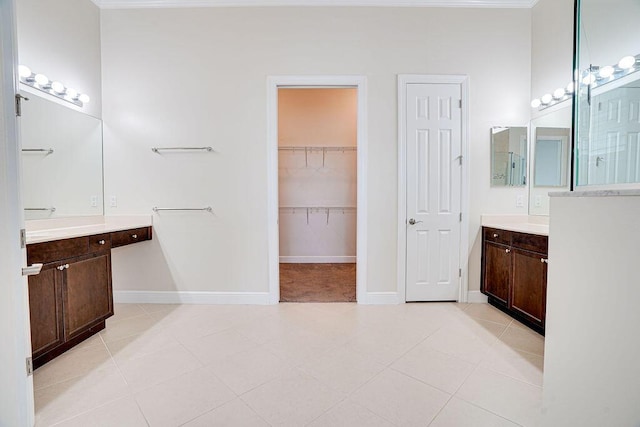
[92,0,539,9]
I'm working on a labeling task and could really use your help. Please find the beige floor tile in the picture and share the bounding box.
[105,329,182,363]
[34,343,114,390]
[205,346,291,395]
[351,369,451,426]
[499,324,545,356]
[35,365,131,426]
[134,368,235,427]
[429,397,519,427]
[181,329,259,366]
[116,344,202,392]
[462,303,514,326]
[182,398,270,426]
[391,344,476,394]
[241,367,344,426]
[299,346,386,394]
[111,303,147,322]
[51,396,147,427]
[139,303,181,315]
[481,342,544,386]
[308,400,395,427]
[101,313,158,343]
[262,328,338,366]
[68,333,105,351]
[456,368,542,427]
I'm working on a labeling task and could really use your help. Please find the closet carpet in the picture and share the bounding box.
[280,263,356,302]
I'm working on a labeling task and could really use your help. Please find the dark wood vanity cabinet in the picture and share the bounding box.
[481,227,548,334]
[26,227,151,368]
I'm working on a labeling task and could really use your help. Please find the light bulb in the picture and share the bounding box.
[582,74,596,85]
[618,55,637,70]
[598,66,615,79]
[78,93,90,104]
[34,73,49,86]
[566,81,575,94]
[51,81,65,94]
[18,65,32,79]
[65,88,78,99]
[553,88,566,99]
[541,94,553,105]
[531,99,541,108]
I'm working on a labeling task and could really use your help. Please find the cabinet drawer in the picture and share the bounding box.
[88,233,111,253]
[512,232,548,254]
[27,237,89,264]
[483,227,511,246]
[111,227,150,248]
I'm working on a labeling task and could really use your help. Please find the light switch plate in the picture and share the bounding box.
[534,195,542,207]
[91,195,98,207]
[110,196,117,207]
[516,194,524,207]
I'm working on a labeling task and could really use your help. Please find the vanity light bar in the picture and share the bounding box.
[530,53,639,111]
[18,65,90,107]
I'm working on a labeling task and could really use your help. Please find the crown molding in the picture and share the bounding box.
[92,0,538,9]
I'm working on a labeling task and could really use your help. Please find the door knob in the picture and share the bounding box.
[408,218,423,225]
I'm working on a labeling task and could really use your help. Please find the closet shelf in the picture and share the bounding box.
[278,146,357,167]
[279,206,356,225]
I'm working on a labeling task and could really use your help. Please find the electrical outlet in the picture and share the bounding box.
[534,195,542,207]
[516,194,525,207]
[110,196,117,207]
[90,196,98,207]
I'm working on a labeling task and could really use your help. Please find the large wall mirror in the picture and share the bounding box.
[490,126,528,187]
[21,91,103,220]
[529,105,572,215]
[574,0,640,188]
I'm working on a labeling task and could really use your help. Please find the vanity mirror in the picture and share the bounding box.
[20,91,103,220]
[574,0,640,188]
[529,105,572,215]
[490,126,527,187]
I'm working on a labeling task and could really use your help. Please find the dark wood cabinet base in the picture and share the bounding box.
[487,296,545,336]
[33,321,106,369]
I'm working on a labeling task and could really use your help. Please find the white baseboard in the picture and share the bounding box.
[279,256,356,263]
[113,291,271,305]
[467,290,488,303]
[360,292,400,304]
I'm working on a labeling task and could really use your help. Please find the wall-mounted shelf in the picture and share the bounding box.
[278,146,356,167]
[279,206,356,224]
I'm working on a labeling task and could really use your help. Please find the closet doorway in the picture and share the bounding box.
[266,76,367,304]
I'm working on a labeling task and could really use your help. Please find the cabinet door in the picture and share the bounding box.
[28,264,64,357]
[511,248,547,327]
[63,253,113,340]
[483,241,511,304]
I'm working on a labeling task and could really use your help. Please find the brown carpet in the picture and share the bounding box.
[279,263,356,302]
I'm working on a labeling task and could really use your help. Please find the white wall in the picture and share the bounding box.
[16,0,102,118]
[102,7,532,298]
[530,0,574,118]
[278,88,357,263]
[542,193,640,426]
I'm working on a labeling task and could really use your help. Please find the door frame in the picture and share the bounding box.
[397,74,470,303]
[0,0,35,424]
[266,75,368,304]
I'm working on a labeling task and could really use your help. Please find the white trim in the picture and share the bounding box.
[114,291,271,305]
[397,74,470,304]
[279,256,356,263]
[361,292,400,305]
[94,0,538,9]
[267,75,367,305]
[467,291,489,303]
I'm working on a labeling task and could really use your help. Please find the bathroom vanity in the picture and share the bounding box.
[481,220,548,335]
[26,222,152,369]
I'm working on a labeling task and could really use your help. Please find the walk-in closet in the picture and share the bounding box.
[278,88,357,302]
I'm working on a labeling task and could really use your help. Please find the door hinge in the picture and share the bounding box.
[459,268,462,278]
[26,357,33,376]
[20,228,26,249]
[455,155,463,166]
[459,212,462,222]
[15,94,29,117]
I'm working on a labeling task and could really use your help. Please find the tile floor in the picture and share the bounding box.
[34,302,544,427]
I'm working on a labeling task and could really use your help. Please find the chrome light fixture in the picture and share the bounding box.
[18,65,90,107]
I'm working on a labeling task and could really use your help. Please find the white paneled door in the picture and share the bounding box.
[405,83,462,301]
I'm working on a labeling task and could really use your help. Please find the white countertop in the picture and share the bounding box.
[481,215,549,236]
[25,215,153,244]
[550,189,640,197]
